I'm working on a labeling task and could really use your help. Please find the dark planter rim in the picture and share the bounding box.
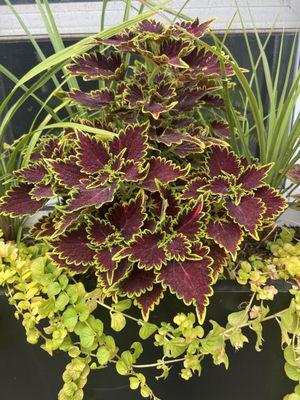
[0,279,291,297]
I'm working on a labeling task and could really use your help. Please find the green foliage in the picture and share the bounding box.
[269,229,300,278]
[111,312,127,332]
[139,322,158,340]
[59,357,90,400]
[0,229,299,399]
[236,229,300,293]
[213,23,299,190]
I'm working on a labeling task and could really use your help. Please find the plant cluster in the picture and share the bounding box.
[0,229,299,399]
[0,19,286,325]
[236,228,300,288]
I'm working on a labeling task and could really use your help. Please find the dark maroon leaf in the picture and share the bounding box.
[155,128,191,146]
[99,258,132,289]
[118,266,156,296]
[147,191,164,218]
[41,137,63,158]
[96,245,121,272]
[134,284,164,320]
[157,38,191,68]
[121,161,145,181]
[173,140,206,157]
[108,152,124,173]
[174,203,203,240]
[0,184,45,217]
[124,84,144,107]
[207,146,240,177]
[155,129,204,152]
[206,176,231,194]
[142,101,177,119]
[49,253,88,272]
[68,89,114,109]
[170,117,195,128]
[178,18,214,38]
[50,156,87,188]
[107,194,146,240]
[76,131,110,173]
[156,80,176,98]
[55,210,83,236]
[142,219,157,233]
[181,176,208,199]
[163,189,180,217]
[254,186,286,220]
[210,120,230,138]
[30,183,54,200]
[30,212,57,239]
[97,30,136,51]
[206,218,243,258]
[209,244,228,280]
[148,188,180,219]
[226,195,264,238]
[66,181,118,212]
[238,156,250,170]
[200,136,226,148]
[110,259,132,285]
[190,243,210,258]
[53,226,95,266]
[15,163,47,184]
[138,20,164,34]
[157,255,213,322]
[182,47,222,77]
[109,123,148,162]
[119,231,166,269]
[68,51,123,80]
[175,88,207,111]
[142,157,189,192]
[202,94,225,107]
[166,234,191,260]
[237,164,272,190]
[87,218,114,245]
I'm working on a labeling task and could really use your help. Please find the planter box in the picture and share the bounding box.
[0,281,294,400]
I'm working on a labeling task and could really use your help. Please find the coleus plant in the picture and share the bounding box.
[0,18,286,322]
[287,164,300,209]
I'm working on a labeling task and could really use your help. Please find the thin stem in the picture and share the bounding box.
[225,308,287,336]
[95,300,142,323]
[133,357,186,369]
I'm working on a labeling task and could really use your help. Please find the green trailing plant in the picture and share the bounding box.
[233,228,300,400]
[0,228,299,399]
[0,19,286,323]
[235,228,300,294]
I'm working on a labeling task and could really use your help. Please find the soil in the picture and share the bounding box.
[237,225,300,261]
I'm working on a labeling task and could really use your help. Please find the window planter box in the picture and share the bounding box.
[0,280,293,400]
